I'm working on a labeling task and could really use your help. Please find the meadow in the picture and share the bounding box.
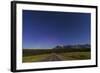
[23,45,91,63]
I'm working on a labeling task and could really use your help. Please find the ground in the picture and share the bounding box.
[22,51,91,63]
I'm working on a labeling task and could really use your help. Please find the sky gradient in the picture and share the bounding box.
[22,10,91,49]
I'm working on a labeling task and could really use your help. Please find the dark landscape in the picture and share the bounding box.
[23,44,91,63]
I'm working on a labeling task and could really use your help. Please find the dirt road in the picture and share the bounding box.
[41,53,64,61]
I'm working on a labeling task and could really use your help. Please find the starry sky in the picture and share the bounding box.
[22,10,91,49]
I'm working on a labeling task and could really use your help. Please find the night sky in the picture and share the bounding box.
[22,10,91,49]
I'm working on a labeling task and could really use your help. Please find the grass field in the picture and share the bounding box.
[23,51,91,63]
[23,53,50,62]
[59,52,91,60]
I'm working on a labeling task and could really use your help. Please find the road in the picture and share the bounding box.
[41,53,64,61]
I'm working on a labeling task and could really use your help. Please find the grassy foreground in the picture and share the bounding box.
[22,53,50,62]
[59,52,91,60]
[23,51,90,63]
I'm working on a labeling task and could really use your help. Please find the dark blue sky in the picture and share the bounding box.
[22,10,91,49]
